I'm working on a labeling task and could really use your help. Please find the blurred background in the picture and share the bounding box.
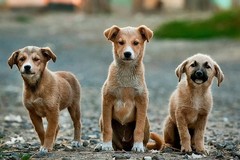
[0,0,240,159]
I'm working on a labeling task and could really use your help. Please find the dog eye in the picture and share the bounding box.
[205,64,211,69]
[133,41,139,46]
[33,58,40,61]
[118,41,124,45]
[19,57,25,62]
[190,61,197,67]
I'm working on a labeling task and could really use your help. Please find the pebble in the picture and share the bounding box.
[143,156,152,160]
[90,139,99,145]
[113,153,131,159]
[214,150,224,159]
[152,155,165,160]
[225,144,235,151]
[232,151,240,158]
[82,140,89,147]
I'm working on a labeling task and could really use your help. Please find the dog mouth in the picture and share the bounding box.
[191,70,208,84]
[122,58,134,61]
[21,71,35,76]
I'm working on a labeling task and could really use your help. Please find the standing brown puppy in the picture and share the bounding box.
[163,53,224,153]
[8,46,81,154]
[99,25,157,152]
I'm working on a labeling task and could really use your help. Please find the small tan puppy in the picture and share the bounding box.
[163,53,224,153]
[8,46,81,154]
[99,25,157,152]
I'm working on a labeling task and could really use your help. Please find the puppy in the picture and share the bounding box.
[99,25,163,152]
[8,46,81,153]
[163,53,224,153]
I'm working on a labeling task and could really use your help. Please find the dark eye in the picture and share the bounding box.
[190,61,197,67]
[118,41,124,45]
[33,57,40,61]
[205,62,211,69]
[19,57,25,62]
[133,41,139,46]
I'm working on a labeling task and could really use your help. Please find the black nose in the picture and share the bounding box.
[24,65,31,71]
[195,70,203,78]
[124,52,132,58]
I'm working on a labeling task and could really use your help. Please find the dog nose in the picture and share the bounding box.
[195,70,203,78]
[124,52,132,58]
[24,65,31,71]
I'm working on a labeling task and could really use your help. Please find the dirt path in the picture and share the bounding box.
[0,11,239,159]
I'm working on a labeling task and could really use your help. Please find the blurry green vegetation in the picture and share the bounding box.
[14,15,32,23]
[154,9,240,39]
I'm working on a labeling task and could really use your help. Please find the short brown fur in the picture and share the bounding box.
[99,25,163,152]
[163,53,224,153]
[8,46,81,153]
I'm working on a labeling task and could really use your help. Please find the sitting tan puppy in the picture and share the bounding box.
[163,53,224,153]
[8,46,81,154]
[99,25,163,152]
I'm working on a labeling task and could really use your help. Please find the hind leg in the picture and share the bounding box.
[68,102,81,147]
[163,116,180,149]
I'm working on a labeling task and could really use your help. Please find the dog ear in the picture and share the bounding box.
[175,60,188,82]
[104,25,120,42]
[41,47,57,62]
[214,63,224,87]
[138,25,153,42]
[8,50,20,69]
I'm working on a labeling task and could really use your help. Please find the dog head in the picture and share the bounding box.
[8,46,56,83]
[176,53,224,87]
[104,25,153,64]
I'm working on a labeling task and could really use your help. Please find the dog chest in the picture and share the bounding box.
[112,88,136,125]
[24,97,48,117]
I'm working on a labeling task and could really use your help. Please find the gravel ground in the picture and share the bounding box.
[0,11,239,159]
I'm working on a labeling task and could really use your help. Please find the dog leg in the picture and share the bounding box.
[54,125,60,142]
[101,94,114,151]
[194,115,208,154]
[68,104,81,147]
[132,95,148,152]
[163,116,179,148]
[176,114,192,153]
[41,111,59,153]
[29,112,45,145]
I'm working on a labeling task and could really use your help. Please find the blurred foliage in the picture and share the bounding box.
[14,15,32,23]
[154,9,240,39]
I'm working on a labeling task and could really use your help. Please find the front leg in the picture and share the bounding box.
[132,94,148,152]
[101,93,114,151]
[40,110,59,153]
[176,111,192,153]
[193,114,208,154]
[29,111,45,145]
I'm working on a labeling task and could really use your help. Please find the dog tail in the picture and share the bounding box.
[146,132,164,150]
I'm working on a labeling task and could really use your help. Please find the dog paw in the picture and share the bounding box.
[71,140,81,147]
[195,147,208,155]
[102,141,114,151]
[181,145,192,153]
[132,142,145,152]
[39,146,48,154]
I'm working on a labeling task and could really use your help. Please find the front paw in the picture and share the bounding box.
[102,141,114,151]
[71,140,81,147]
[195,146,208,155]
[39,146,49,154]
[181,145,192,153]
[132,142,145,152]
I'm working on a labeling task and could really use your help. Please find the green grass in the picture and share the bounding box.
[154,9,240,39]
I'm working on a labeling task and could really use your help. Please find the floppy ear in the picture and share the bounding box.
[41,47,56,62]
[8,50,20,69]
[175,60,188,82]
[137,25,153,42]
[214,63,224,87]
[104,25,120,42]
